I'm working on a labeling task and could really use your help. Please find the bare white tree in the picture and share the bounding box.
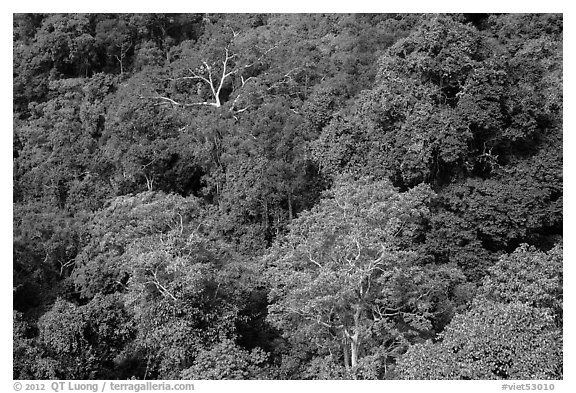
[146,43,276,111]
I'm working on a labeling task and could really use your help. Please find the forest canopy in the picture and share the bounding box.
[13,13,562,380]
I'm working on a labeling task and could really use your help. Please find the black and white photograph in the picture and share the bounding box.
[11,7,566,387]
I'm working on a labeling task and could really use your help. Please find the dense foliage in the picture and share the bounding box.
[13,13,562,380]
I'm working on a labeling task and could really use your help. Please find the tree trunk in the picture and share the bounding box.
[288,192,293,222]
[343,337,351,370]
[264,197,269,230]
[144,174,154,191]
[343,330,359,379]
[350,305,362,369]
[350,333,359,369]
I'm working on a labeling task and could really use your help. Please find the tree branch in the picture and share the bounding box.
[307,249,322,268]
[146,269,177,301]
[144,95,219,108]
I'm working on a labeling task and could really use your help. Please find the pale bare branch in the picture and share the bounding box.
[145,95,219,108]
[241,75,254,87]
[308,251,322,268]
[146,269,177,301]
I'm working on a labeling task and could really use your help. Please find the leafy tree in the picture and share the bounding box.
[116,217,266,379]
[265,177,465,376]
[71,189,261,378]
[396,299,562,379]
[72,191,202,298]
[14,311,58,379]
[481,243,562,320]
[33,14,97,77]
[128,13,204,65]
[13,202,88,312]
[312,16,482,186]
[36,295,134,379]
[14,14,96,115]
[486,14,562,127]
[397,242,563,380]
[180,339,270,379]
[213,100,326,251]
[95,16,136,75]
[15,76,116,211]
